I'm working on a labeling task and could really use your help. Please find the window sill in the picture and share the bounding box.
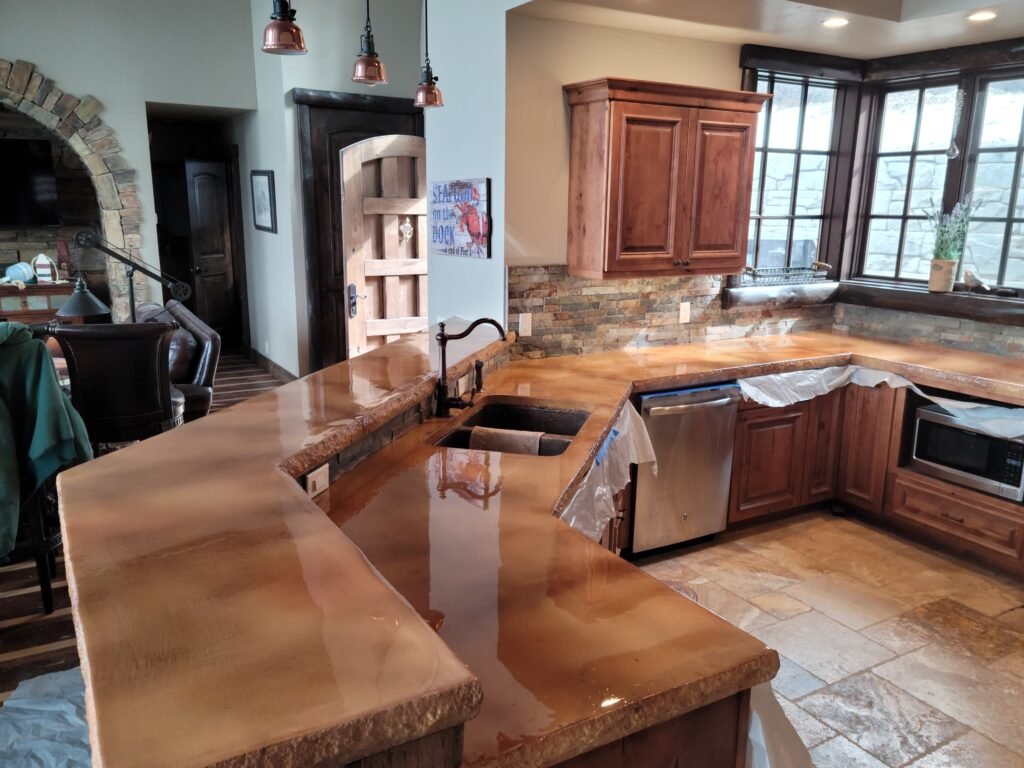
[834,280,1024,327]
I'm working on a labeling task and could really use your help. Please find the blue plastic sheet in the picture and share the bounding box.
[0,667,90,767]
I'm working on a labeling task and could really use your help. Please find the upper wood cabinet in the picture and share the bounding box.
[564,78,768,279]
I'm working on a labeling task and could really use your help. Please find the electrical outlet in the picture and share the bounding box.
[456,373,471,396]
[519,312,532,337]
[305,464,330,497]
[678,301,691,324]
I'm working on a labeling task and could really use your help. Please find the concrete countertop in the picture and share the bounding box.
[58,330,1024,767]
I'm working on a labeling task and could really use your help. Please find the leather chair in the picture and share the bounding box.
[46,322,184,447]
[135,301,220,422]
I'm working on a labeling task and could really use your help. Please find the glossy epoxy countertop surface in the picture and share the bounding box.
[59,331,1024,767]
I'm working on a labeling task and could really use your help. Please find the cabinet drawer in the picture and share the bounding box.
[890,474,1024,559]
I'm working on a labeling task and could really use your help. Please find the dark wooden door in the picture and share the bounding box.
[184,160,235,336]
[685,109,757,274]
[729,403,808,524]
[296,90,423,371]
[802,389,844,505]
[607,102,690,274]
[838,384,898,516]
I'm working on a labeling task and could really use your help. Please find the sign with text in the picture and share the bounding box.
[429,178,491,259]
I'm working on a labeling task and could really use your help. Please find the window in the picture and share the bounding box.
[862,85,958,281]
[964,76,1024,287]
[748,74,837,270]
[859,73,1024,289]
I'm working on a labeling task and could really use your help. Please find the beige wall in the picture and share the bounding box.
[505,14,742,267]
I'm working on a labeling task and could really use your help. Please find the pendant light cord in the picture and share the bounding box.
[423,0,430,69]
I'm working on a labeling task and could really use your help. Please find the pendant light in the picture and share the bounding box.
[262,0,308,55]
[414,0,443,108]
[352,0,388,85]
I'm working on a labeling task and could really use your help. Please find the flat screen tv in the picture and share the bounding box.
[0,138,60,226]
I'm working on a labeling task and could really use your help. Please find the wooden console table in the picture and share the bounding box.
[0,283,74,324]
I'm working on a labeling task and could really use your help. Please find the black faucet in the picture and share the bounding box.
[435,318,507,417]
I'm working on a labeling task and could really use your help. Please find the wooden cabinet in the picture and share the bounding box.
[600,482,633,554]
[564,78,768,279]
[729,403,808,524]
[0,283,73,324]
[837,384,898,517]
[803,389,844,505]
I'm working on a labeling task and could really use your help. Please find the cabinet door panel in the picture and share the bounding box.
[730,404,808,523]
[686,110,756,273]
[607,102,689,272]
[838,385,897,516]
[802,389,844,505]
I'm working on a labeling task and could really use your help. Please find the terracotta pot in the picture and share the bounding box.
[928,259,957,292]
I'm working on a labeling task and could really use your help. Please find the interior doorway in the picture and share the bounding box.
[295,89,423,371]
[146,106,249,350]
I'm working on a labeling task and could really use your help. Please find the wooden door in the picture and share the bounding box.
[684,110,757,274]
[802,389,844,505]
[729,403,808,524]
[341,135,427,357]
[607,102,690,273]
[838,384,898,516]
[185,160,235,335]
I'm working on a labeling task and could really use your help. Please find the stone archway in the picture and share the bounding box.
[0,58,147,318]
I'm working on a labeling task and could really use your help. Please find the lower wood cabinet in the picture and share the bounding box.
[601,483,633,554]
[729,402,809,524]
[837,384,898,517]
[803,389,844,505]
[888,470,1024,574]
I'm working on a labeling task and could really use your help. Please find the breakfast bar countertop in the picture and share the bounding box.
[57,331,1024,767]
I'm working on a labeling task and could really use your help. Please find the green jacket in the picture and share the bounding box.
[0,322,92,560]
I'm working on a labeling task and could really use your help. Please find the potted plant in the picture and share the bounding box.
[926,196,973,293]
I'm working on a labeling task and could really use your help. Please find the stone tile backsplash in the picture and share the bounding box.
[833,303,1024,358]
[507,266,1023,360]
[507,265,834,359]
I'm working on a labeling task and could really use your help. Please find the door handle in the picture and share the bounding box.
[348,283,367,319]
[647,396,740,417]
[190,266,205,275]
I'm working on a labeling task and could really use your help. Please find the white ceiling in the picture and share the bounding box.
[514,0,1024,58]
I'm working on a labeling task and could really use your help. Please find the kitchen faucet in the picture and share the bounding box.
[435,318,507,417]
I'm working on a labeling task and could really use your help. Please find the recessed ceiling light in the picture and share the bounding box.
[823,17,850,28]
[968,10,997,21]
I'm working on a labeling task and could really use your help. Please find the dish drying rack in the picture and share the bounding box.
[738,261,832,287]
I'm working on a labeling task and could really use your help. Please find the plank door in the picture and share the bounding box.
[340,135,427,357]
[185,160,236,335]
[838,384,898,517]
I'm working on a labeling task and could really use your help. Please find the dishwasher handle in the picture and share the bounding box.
[646,395,740,417]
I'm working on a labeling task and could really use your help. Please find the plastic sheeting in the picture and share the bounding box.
[559,401,656,541]
[0,667,90,767]
[747,684,814,768]
[739,365,1024,440]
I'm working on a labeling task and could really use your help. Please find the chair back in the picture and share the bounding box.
[49,322,180,443]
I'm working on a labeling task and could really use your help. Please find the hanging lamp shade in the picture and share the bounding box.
[414,65,443,108]
[57,276,112,321]
[352,0,387,85]
[262,0,307,55]
[415,0,443,108]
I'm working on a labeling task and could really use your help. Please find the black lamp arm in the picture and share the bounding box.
[74,229,192,302]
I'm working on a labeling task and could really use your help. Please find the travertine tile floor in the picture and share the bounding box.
[637,512,1024,768]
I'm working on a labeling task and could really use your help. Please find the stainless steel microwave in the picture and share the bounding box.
[910,404,1024,502]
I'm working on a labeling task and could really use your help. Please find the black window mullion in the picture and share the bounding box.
[753,74,776,269]
[786,83,810,267]
[995,113,1024,284]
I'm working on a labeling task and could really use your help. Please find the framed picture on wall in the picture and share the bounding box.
[429,178,491,259]
[250,170,277,233]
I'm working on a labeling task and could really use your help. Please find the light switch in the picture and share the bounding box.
[305,464,330,497]
[519,312,532,337]
[679,302,691,324]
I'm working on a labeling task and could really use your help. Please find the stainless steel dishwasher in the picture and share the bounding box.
[632,384,741,553]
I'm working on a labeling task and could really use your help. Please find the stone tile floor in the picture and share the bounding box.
[637,511,1024,768]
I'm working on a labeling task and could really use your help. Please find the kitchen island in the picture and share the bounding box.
[57,331,1024,767]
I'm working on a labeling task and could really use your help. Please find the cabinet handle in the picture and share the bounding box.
[673,259,682,266]
[940,511,966,525]
[683,259,691,266]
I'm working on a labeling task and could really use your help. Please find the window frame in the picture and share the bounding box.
[747,73,840,271]
[852,66,1024,288]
